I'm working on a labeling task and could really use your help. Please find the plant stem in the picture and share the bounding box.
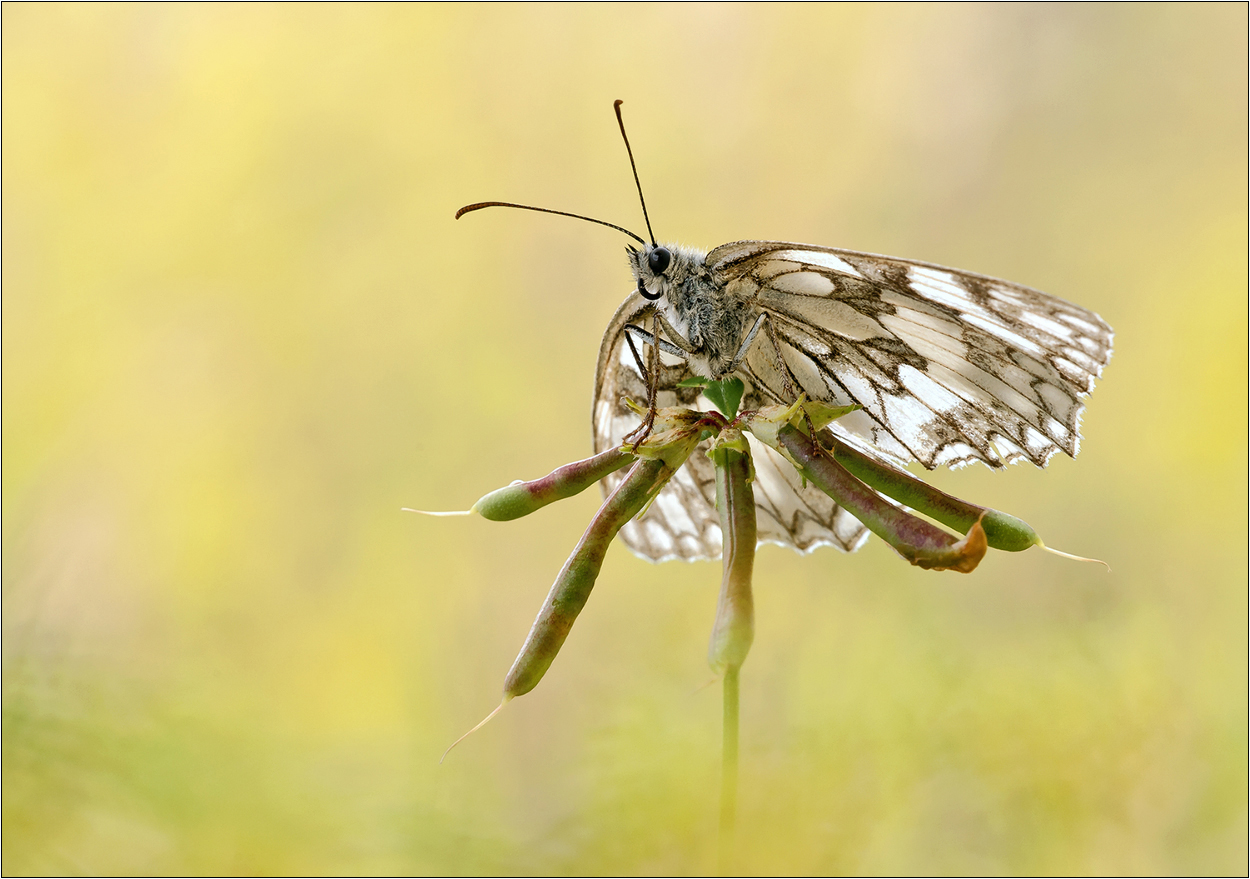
[718,664,740,873]
[708,431,752,873]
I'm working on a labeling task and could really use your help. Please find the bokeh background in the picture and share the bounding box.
[4,5,1246,875]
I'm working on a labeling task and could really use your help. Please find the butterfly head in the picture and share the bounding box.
[626,243,705,302]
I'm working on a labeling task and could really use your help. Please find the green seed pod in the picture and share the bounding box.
[471,447,633,521]
[502,455,679,699]
[771,424,988,573]
[816,428,1041,553]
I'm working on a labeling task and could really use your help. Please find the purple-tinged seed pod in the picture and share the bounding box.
[817,428,1040,553]
[503,455,677,698]
[774,425,988,573]
[471,447,633,521]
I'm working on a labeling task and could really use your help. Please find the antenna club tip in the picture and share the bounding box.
[614,98,624,108]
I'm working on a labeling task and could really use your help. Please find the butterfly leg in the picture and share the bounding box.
[722,312,803,404]
[753,314,823,447]
[652,312,698,356]
[624,313,697,449]
[762,316,801,402]
[622,313,663,449]
[622,330,660,446]
[624,331,653,385]
[726,314,768,375]
[623,323,689,359]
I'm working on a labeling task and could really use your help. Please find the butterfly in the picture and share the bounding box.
[592,239,1114,562]
[461,102,1114,563]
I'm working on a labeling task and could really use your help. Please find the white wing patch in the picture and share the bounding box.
[773,249,865,278]
[768,271,836,297]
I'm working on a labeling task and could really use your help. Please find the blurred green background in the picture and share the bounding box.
[3,5,1246,875]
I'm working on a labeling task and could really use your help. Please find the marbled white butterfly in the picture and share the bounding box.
[464,102,1114,563]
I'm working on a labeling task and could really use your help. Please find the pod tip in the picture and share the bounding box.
[1039,542,1111,572]
[691,675,720,696]
[439,699,511,764]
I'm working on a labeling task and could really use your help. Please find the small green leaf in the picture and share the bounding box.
[793,401,862,432]
[677,376,712,388]
[704,377,745,418]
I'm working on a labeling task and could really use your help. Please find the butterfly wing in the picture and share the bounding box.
[708,241,1114,471]
[593,292,869,563]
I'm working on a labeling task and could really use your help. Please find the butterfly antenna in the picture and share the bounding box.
[614,100,657,247]
[455,201,646,246]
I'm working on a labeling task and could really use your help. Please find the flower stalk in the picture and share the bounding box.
[705,426,756,864]
[707,429,756,676]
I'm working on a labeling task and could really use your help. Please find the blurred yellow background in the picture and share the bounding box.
[3,5,1246,874]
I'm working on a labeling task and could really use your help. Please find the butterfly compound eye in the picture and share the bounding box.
[647,247,671,275]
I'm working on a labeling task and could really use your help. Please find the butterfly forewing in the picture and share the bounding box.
[709,242,1114,471]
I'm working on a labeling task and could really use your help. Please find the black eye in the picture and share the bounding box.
[647,247,671,275]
